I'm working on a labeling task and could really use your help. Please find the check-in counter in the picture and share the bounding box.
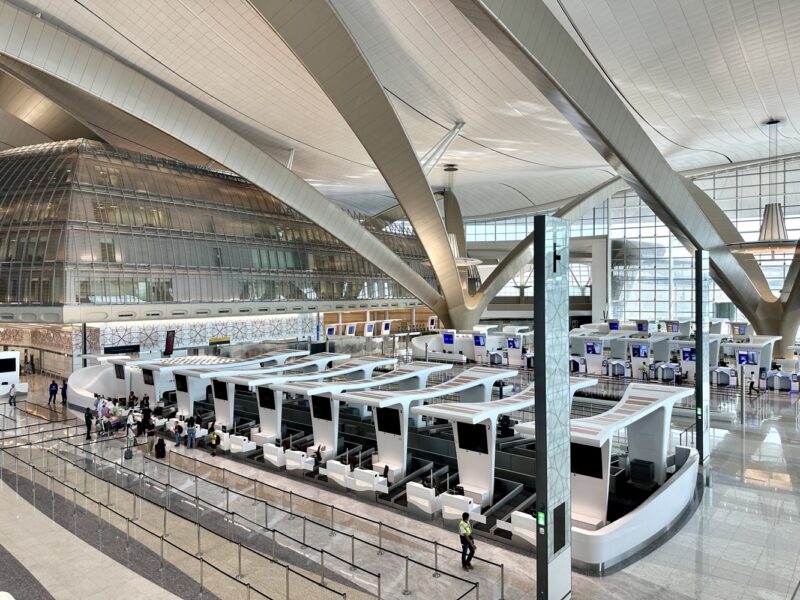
[263,443,287,468]
[322,460,353,489]
[229,435,256,453]
[406,482,442,519]
[285,449,314,471]
[352,468,388,494]
[441,492,483,521]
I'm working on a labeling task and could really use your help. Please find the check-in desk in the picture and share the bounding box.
[263,443,287,468]
[441,492,484,521]
[657,362,680,383]
[767,371,792,391]
[229,434,256,453]
[406,482,442,519]
[285,449,315,471]
[606,359,631,377]
[711,366,737,386]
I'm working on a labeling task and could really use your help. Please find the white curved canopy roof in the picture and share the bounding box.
[1,0,795,217]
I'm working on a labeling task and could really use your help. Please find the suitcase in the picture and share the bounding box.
[124,447,133,460]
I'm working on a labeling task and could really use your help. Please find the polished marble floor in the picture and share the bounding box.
[14,373,800,598]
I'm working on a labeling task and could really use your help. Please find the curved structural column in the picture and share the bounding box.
[249,0,465,323]
[450,0,775,331]
[0,1,442,311]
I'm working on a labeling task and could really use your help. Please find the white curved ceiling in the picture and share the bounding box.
[3,0,799,217]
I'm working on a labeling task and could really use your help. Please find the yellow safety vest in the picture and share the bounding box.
[459,520,472,537]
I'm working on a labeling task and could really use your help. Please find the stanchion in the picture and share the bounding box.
[350,534,355,570]
[237,542,243,579]
[403,556,411,595]
[285,565,289,599]
[289,490,294,519]
[377,573,381,600]
[500,563,505,599]
[272,529,276,559]
[163,504,168,538]
[159,535,164,572]
[377,522,383,555]
[196,520,203,557]
[321,550,325,585]
[252,479,257,506]
[302,517,307,546]
[433,541,441,578]
[330,504,335,536]
[200,557,205,598]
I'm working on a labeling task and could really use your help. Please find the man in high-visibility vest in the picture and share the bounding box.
[459,512,476,570]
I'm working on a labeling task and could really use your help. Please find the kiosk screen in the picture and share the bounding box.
[636,322,647,332]
[212,380,228,401]
[737,351,749,365]
[571,443,603,478]
[346,325,356,335]
[326,326,336,336]
[375,407,402,435]
[311,395,332,421]
[608,321,619,330]
[442,332,454,345]
[258,387,275,410]
[456,422,489,454]
[142,369,154,386]
[473,335,486,347]
[175,374,188,393]
[114,364,125,380]
[365,323,374,334]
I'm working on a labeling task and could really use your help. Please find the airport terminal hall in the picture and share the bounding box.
[2,1,800,599]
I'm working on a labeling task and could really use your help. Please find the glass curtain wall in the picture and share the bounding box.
[0,140,434,306]
[465,156,800,322]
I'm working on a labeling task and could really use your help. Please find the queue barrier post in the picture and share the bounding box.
[403,556,410,595]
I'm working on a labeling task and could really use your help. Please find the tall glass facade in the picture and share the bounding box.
[466,156,800,321]
[0,140,434,307]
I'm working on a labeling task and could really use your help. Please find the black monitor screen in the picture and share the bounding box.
[571,443,603,478]
[738,351,748,365]
[142,369,154,386]
[639,345,648,357]
[632,345,640,358]
[326,326,336,336]
[443,333,454,345]
[636,322,647,332]
[175,374,188,393]
[608,321,619,330]
[311,395,332,421]
[382,322,391,333]
[682,348,697,362]
[114,364,125,380]
[346,325,356,335]
[457,422,489,454]
[0,358,15,373]
[375,407,402,435]
[258,387,275,410]
[473,335,486,347]
[212,380,228,401]
[164,330,175,354]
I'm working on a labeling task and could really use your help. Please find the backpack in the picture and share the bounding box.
[175,424,183,435]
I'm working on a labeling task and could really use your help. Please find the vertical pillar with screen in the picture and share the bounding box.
[695,250,711,464]
[533,215,571,599]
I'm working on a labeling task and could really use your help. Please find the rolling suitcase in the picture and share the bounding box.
[124,447,133,460]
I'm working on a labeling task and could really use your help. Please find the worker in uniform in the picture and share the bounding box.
[459,512,476,571]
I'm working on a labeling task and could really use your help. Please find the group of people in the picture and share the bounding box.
[47,380,67,407]
[172,415,198,449]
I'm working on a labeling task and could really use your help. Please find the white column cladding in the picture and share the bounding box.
[591,237,609,323]
[695,250,711,465]
[533,215,571,599]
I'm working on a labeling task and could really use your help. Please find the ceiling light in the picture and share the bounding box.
[728,119,799,257]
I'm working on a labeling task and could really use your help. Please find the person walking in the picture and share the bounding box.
[84,407,93,440]
[8,384,16,407]
[639,361,649,381]
[146,418,156,455]
[174,422,183,447]
[61,380,68,406]
[749,372,756,395]
[48,380,58,406]
[186,415,196,449]
[209,429,220,457]
[459,512,476,571]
